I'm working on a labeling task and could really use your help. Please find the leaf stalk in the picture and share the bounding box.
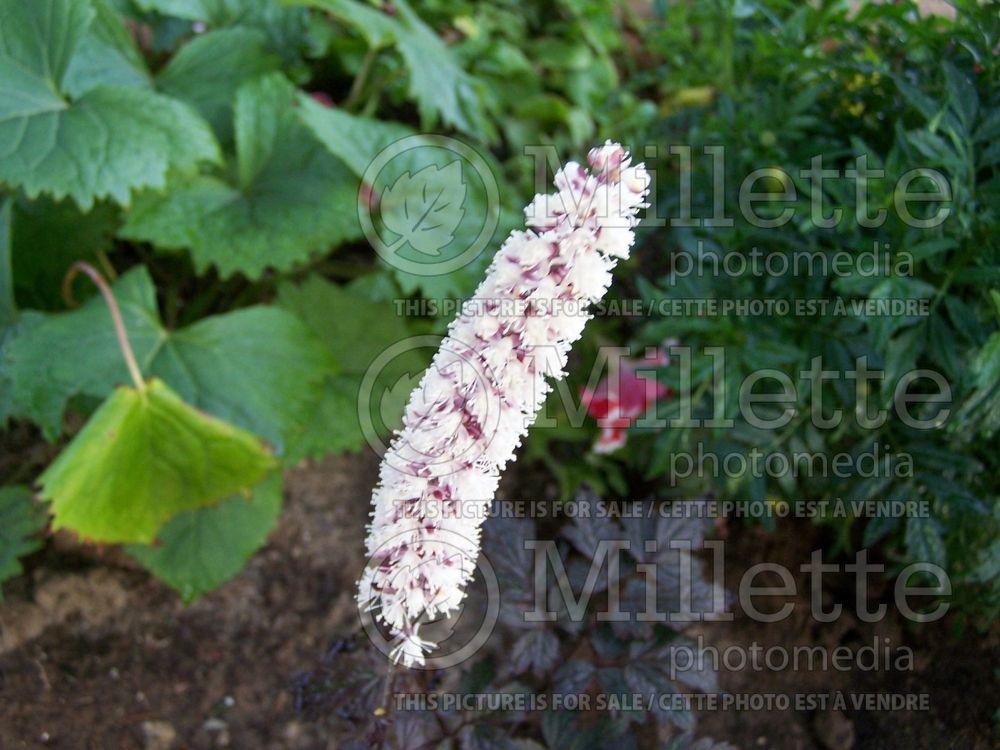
[63,261,145,391]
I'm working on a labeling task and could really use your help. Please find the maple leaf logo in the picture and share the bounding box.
[379,160,467,257]
[379,370,422,432]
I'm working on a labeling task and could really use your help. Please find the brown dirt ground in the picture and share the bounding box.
[0,453,997,749]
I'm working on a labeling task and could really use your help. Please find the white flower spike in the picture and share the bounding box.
[358,141,650,666]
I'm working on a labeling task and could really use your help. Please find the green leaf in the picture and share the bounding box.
[277,275,414,376]
[862,513,899,549]
[894,77,944,125]
[945,293,986,345]
[643,415,688,480]
[0,315,41,425]
[965,539,1000,584]
[908,237,956,262]
[157,28,279,143]
[974,108,1000,144]
[0,198,14,328]
[381,161,466,258]
[298,94,519,299]
[277,274,425,457]
[882,325,925,402]
[127,472,282,602]
[63,0,151,96]
[741,333,804,370]
[150,306,338,453]
[0,0,220,209]
[0,486,47,601]
[864,276,937,343]
[389,0,491,139]
[39,378,275,544]
[990,289,1000,319]
[943,61,978,128]
[121,73,360,278]
[905,129,957,165]
[0,86,220,209]
[925,315,960,381]
[296,95,413,178]
[134,0,312,60]
[294,0,490,138]
[904,515,947,571]
[1,267,166,438]
[285,373,367,459]
[2,267,337,453]
[0,0,91,93]
[972,332,1000,391]
[10,195,119,310]
[132,0,208,17]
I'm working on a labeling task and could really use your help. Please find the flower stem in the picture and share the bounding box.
[343,45,380,112]
[63,261,145,391]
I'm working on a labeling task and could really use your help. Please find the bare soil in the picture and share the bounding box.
[0,453,997,749]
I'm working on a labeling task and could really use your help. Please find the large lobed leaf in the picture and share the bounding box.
[0,0,220,209]
[121,73,361,278]
[133,0,313,61]
[157,27,280,144]
[62,0,151,96]
[277,274,425,458]
[0,268,166,438]
[298,95,520,299]
[0,267,336,455]
[10,195,119,311]
[152,304,338,454]
[127,472,283,602]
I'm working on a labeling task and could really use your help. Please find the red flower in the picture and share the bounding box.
[580,347,672,453]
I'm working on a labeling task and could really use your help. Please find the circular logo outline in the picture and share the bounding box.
[359,134,501,277]
[357,334,503,477]
[358,528,501,670]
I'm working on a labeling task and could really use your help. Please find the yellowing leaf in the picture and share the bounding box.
[1,267,336,454]
[39,378,275,544]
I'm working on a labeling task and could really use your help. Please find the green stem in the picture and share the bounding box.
[361,67,408,117]
[343,45,381,112]
[95,250,117,281]
[64,261,145,391]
